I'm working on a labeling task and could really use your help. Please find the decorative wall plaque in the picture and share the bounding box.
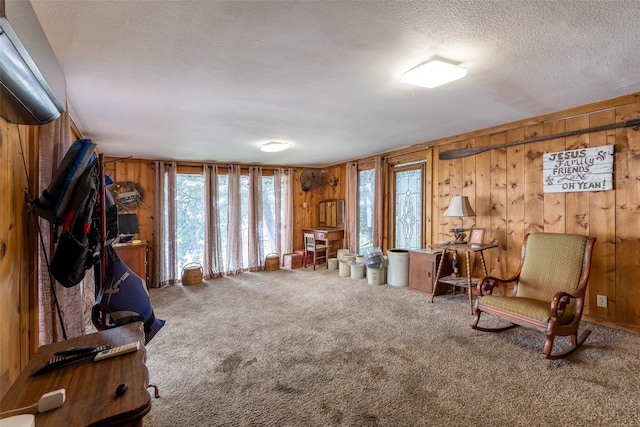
[543,145,613,193]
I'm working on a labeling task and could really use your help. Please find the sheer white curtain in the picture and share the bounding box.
[345,162,358,253]
[247,167,263,271]
[373,156,386,248]
[274,168,294,257]
[226,165,243,275]
[36,110,86,343]
[152,161,177,287]
[204,165,223,278]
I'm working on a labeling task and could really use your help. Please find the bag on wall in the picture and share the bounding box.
[32,138,97,224]
[50,157,100,287]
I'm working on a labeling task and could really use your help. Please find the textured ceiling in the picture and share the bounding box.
[30,0,640,167]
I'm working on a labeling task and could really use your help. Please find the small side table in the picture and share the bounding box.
[429,243,498,314]
[0,322,150,426]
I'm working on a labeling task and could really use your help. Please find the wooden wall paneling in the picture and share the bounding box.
[436,140,463,242]
[428,149,439,242]
[461,137,477,276]
[104,159,155,282]
[542,119,567,233]
[523,123,545,236]
[564,115,590,236]
[489,133,507,279]
[506,128,525,277]
[614,104,640,330]
[564,115,592,315]
[0,122,33,399]
[436,150,449,241]
[448,148,463,247]
[586,109,617,320]
[424,150,434,247]
[474,135,492,278]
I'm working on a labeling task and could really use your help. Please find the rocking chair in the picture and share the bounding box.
[471,232,596,359]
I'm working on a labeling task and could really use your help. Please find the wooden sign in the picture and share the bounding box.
[543,145,613,193]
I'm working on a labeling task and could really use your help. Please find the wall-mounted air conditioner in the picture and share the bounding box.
[0,0,65,125]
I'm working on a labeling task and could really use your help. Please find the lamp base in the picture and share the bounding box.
[451,228,466,243]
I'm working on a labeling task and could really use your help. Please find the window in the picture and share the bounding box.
[176,173,205,271]
[262,175,277,255]
[391,163,424,250]
[176,172,281,272]
[357,168,375,253]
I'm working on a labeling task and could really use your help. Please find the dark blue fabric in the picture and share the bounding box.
[95,245,165,343]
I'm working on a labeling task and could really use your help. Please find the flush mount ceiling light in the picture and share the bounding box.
[260,141,290,152]
[401,58,467,88]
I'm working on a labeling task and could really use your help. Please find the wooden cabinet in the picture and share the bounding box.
[113,241,148,284]
[409,250,450,296]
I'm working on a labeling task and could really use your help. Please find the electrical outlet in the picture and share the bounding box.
[596,295,608,308]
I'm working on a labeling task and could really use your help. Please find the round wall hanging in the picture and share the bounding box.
[112,181,145,211]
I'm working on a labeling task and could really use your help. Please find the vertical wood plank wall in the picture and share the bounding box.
[428,98,640,332]
[0,120,36,399]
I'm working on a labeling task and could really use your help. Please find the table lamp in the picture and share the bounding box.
[444,196,475,242]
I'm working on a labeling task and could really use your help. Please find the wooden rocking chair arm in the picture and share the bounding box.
[476,275,518,296]
[549,290,583,318]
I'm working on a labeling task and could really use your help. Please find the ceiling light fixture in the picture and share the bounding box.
[260,141,290,152]
[401,58,467,89]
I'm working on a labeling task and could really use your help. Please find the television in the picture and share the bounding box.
[117,213,139,243]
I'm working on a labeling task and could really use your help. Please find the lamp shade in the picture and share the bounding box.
[444,196,475,217]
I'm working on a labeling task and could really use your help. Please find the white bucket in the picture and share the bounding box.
[387,249,410,287]
[328,257,338,270]
[355,255,364,264]
[366,266,386,285]
[339,260,351,277]
[349,262,365,279]
[342,254,356,263]
[337,249,350,261]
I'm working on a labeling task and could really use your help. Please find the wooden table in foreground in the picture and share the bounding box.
[429,243,498,314]
[0,322,150,427]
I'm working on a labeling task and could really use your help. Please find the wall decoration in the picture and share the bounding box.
[111,181,145,211]
[543,145,613,193]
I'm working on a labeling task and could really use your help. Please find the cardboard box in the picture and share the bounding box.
[283,253,303,269]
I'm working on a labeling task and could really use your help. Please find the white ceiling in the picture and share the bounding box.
[30,0,640,167]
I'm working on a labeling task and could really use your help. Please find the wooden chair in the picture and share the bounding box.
[303,233,327,270]
[471,232,596,359]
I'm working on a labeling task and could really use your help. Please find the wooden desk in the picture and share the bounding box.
[429,243,498,314]
[303,227,344,262]
[0,322,150,427]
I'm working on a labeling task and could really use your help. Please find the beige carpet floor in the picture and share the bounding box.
[142,267,640,427]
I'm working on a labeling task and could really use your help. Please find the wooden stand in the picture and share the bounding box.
[429,243,498,314]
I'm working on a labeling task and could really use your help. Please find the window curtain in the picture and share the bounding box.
[274,168,294,257]
[204,165,223,278]
[373,156,386,248]
[226,165,243,275]
[345,162,358,253]
[152,161,177,287]
[247,167,263,271]
[36,110,89,343]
